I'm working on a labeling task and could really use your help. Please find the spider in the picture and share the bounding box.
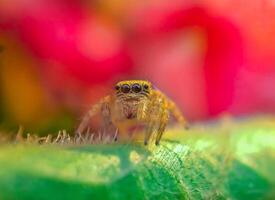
[76,80,188,145]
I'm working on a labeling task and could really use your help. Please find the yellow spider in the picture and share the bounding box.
[76,80,188,145]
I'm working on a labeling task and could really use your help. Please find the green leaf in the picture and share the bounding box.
[0,117,274,200]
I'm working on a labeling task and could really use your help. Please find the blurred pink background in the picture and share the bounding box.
[1,0,275,132]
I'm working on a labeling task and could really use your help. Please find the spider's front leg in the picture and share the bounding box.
[143,92,169,145]
[155,109,169,145]
[76,95,112,135]
[143,120,155,145]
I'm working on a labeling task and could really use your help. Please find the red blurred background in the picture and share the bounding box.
[0,0,275,133]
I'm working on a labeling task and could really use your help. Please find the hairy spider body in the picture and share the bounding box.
[76,80,188,145]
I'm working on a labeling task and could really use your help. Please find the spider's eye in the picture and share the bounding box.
[132,83,142,93]
[115,85,120,91]
[121,84,130,93]
[143,84,149,90]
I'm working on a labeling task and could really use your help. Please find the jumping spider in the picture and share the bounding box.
[76,80,188,145]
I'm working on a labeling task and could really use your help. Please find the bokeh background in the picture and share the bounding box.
[0,0,275,134]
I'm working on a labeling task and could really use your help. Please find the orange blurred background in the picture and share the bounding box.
[1,0,275,134]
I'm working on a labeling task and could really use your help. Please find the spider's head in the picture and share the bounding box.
[114,80,152,101]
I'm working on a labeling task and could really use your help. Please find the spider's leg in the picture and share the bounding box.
[168,100,189,129]
[76,111,93,135]
[144,121,154,145]
[155,110,168,145]
[143,91,164,145]
[113,128,119,141]
[100,101,117,139]
[76,96,111,135]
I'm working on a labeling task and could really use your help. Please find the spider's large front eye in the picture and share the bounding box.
[132,84,142,93]
[121,84,130,93]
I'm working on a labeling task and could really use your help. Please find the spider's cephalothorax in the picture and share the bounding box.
[114,80,152,119]
[76,80,188,145]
